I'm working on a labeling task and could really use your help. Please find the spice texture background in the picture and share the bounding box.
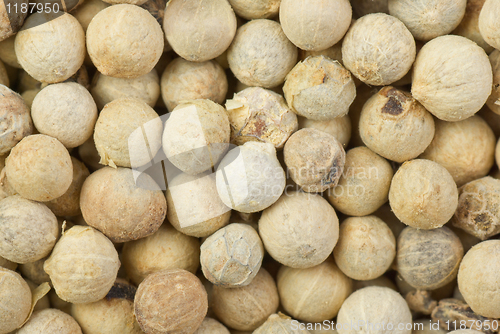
[2,0,500,333]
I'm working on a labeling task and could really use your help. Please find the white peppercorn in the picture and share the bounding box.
[91,69,160,110]
[397,226,464,290]
[0,268,32,333]
[216,142,286,213]
[15,12,85,83]
[452,176,500,240]
[162,99,230,175]
[227,19,298,88]
[212,268,279,331]
[259,191,339,268]
[453,0,494,54]
[0,84,33,155]
[388,0,467,41]
[164,0,237,62]
[420,116,496,187]
[280,0,352,51]
[254,313,311,334]
[478,0,500,51]
[166,172,231,237]
[6,134,73,202]
[225,87,298,149]
[337,286,412,334]
[328,146,393,216]
[358,86,435,163]
[200,223,264,288]
[122,223,200,286]
[334,216,396,281]
[31,82,97,148]
[93,98,163,168]
[277,258,352,322]
[134,269,208,334]
[283,56,356,121]
[80,166,167,243]
[70,280,142,334]
[411,35,492,122]
[0,0,28,42]
[194,317,230,334]
[284,128,346,193]
[43,226,121,304]
[161,58,227,112]
[86,4,164,78]
[389,159,458,230]
[458,240,500,318]
[17,309,82,334]
[45,157,89,217]
[342,13,416,86]
[298,115,351,148]
[0,195,58,264]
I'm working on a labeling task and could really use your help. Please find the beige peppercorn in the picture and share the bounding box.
[80,167,166,243]
[397,226,464,290]
[31,82,97,148]
[254,313,311,334]
[6,134,73,202]
[122,223,200,286]
[166,172,231,238]
[328,146,393,216]
[216,142,286,213]
[164,0,236,62]
[200,223,264,288]
[228,0,280,19]
[44,226,121,304]
[91,69,160,110]
[17,309,82,334]
[259,191,339,268]
[420,116,496,187]
[45,157,89,217]
[280,0,352,51]
[134,269,208,334]
[0,267,32,334]
[453,0,494,54]
[93,98,163,168]
[452,176,500,240]
[337,286,412,334]
[458,240,500,318]
[277,258,352,322]
[388,0,467,41]
[334,216,396,281]
[478,0,500,51]
[87,4,164,78]
[225,87,298,149]
[411,35,492,122]
[284,128,346,193]
[298,115,351,148]
[15,12,85,83]
[358,86,435,163]
[0,0,28,42]
[194,317,230,334]
[389,159,458,229]
[283,56,356,121]
[161,58,228,112]
[71,280,143,334]
[162,99,230,175]
[212,268,279,331]
[342,13,416,86]
[228,19,298,88]
[0,195,58,264]
[0,84,33,155]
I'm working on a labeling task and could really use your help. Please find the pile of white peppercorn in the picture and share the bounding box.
[2,0,500,333]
